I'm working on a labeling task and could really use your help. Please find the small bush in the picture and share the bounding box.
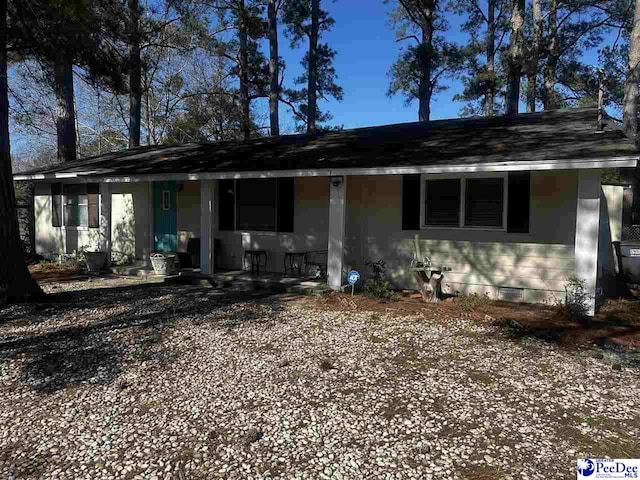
[363,260,400,301]
[455,292,491,312]
[311,284,331,296]
[563,275,590,319]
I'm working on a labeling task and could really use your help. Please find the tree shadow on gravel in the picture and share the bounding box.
[0,284,284,392]
[494,302,640,369]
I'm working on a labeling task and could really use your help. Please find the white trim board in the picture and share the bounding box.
[13,156,638,182]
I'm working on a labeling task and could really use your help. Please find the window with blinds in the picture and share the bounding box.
[464,177,504,228]
[406,173,527,232]
[424,179,461,226]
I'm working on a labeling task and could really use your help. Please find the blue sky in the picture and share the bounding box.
[276,0,467,129]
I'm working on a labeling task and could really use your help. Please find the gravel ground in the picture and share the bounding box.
[0,280,639,479]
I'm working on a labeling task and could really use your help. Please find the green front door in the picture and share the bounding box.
[153,181,177,252]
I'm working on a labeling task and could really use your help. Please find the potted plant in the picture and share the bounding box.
[79,230,109,274]
[150,252,178,275]
[84,251,107,273]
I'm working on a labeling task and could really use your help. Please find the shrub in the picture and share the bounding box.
[56,253,84,268]
[455,292,491,312]
[363,260,400,301]
[563,275,590,319]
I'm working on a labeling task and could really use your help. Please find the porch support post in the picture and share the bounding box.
[99,183,112,266]
[147,182,154,265]
[327,176,346,290]
[575,169,601,316]
[200,180,216,274]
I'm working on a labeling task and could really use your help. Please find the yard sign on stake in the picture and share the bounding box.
[347,270,360,296]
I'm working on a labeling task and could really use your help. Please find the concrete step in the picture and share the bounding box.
[164,272,217,288]
[110,262,155,278]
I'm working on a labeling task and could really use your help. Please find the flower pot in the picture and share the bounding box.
[84,251,107,273]
[150,253,177,275]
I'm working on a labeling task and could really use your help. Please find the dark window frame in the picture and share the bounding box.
[420,174,508,230]
[221,178,295,233]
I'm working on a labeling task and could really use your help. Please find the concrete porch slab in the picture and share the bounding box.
[177,270,327,294]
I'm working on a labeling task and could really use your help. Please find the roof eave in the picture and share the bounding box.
[12,155,639,182]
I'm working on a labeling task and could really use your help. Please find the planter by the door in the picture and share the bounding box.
[84,251,107,273]
[150,253,178,275]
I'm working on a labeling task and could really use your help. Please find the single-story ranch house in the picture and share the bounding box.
[14,106,638,315]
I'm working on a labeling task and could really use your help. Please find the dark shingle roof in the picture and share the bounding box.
[16,106,637,178]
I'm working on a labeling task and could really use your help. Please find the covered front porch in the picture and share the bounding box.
[99,175,347,290]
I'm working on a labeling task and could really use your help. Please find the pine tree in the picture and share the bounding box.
[449,0,511,116]
[387,0,466,121]
[282,0,343,132]
[207,0,268,140]
[9,0,129,161]
[537,0,618,110]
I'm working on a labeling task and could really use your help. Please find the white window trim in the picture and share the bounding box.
[419,172,508,231]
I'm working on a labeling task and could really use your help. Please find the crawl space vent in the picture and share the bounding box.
[498,287,524,301]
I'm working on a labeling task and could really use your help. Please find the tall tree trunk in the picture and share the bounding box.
[129,0,142,148]
[416,1,435,122]
[54,54,77,162]
[0,0,43,303]
[624,0,640,146]
[417,29,433,122]
[526,0,543,113]
[238,0,251,140]
[268,0,280,136]
[307,0,319,132]
[543,0,559,110]
[626,0,640,223]
[506,0,525,114]
[484,1,496,117]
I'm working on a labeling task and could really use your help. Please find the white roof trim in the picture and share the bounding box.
[12,156,639,182]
